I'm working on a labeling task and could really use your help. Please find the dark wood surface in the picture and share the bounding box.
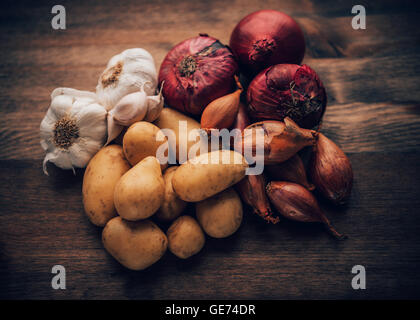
[1,0,420,299]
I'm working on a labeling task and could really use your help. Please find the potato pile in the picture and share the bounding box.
[82,108,248,270]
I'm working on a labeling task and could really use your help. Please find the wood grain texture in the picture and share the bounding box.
[1,0,420,299]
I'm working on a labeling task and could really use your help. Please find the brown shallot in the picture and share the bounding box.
[235,117,317,165]
[266,181,346,240]
[266,154,314,190]
[236,174,279,224]
[309,133,353,204]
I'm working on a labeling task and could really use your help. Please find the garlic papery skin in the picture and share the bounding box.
[105,82,164,145]
[96,48,158,110]
[40,88,107,175]
[143,83,164,122]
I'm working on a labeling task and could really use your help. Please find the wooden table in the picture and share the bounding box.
[1,0,419,299]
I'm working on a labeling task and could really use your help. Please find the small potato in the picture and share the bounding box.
[154,107,208,161]
[102,217,167,270]
[167,216,205,259]
[123,121,168,169]
[82,145,130,226]
[196,188,243,238]
[155,166,187,222]
[172,150,248,202]
[114,156,165,221]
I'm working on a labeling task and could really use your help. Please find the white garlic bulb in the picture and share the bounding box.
[105,82,164,145]
[40,88,107,175]
[96,48,158,110]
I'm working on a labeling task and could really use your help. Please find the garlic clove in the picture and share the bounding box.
[49,94,73,119]
[143,84,164,122]
[68,139,102,168]
[51,87,97,101]
[43,149,75,176]
[112,91,148,126]
[75,103,108,141]
[105,112,124,146]
[40,109,58,149]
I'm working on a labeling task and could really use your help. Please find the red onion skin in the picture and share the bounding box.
[247,64,327,129]
[158,34,238,115]
[230,10,305,76]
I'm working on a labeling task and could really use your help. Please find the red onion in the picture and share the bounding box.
[247,64,327,129]
[229,10,305,76]
[158,34,238,115]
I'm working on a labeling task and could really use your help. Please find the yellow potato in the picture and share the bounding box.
[155,166,187,222]
[154,107,207,162]
[167,216,205,259]
[102,217,167,270]
[114,156,165,221]
[82,145,130,227]
[123,121,168,170]
[196,188,243,238]
[172,150,248,202]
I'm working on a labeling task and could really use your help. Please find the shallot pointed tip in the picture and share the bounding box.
[234,75,243,91]
[254,208,280,224]
[323,221,347,240]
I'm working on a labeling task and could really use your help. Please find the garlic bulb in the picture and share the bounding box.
[40,88,107,175]
[105,82,164,145]
[96,48,158,110]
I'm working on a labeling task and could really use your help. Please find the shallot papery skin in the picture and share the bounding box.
[200,88,241,132]
[266,154,315,190]
[158,34,238,115]
[235,172,279,224]
[229,10,305,76]
[232,102,250,133]
[266,181,346,239]
[235,117,317,165]
[247,64,327,129]
[309,133,353,204]
[231,102,250,148]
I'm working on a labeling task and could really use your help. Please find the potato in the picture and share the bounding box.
[102,217,167,270]
[123,121,168,170]
[114,156,165,221]
[167,216,205,259]
[196,188,243,238]
[155,166,187,222]
[82,145,130,226]
[172,150,248,202]
[154,107,207,162]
